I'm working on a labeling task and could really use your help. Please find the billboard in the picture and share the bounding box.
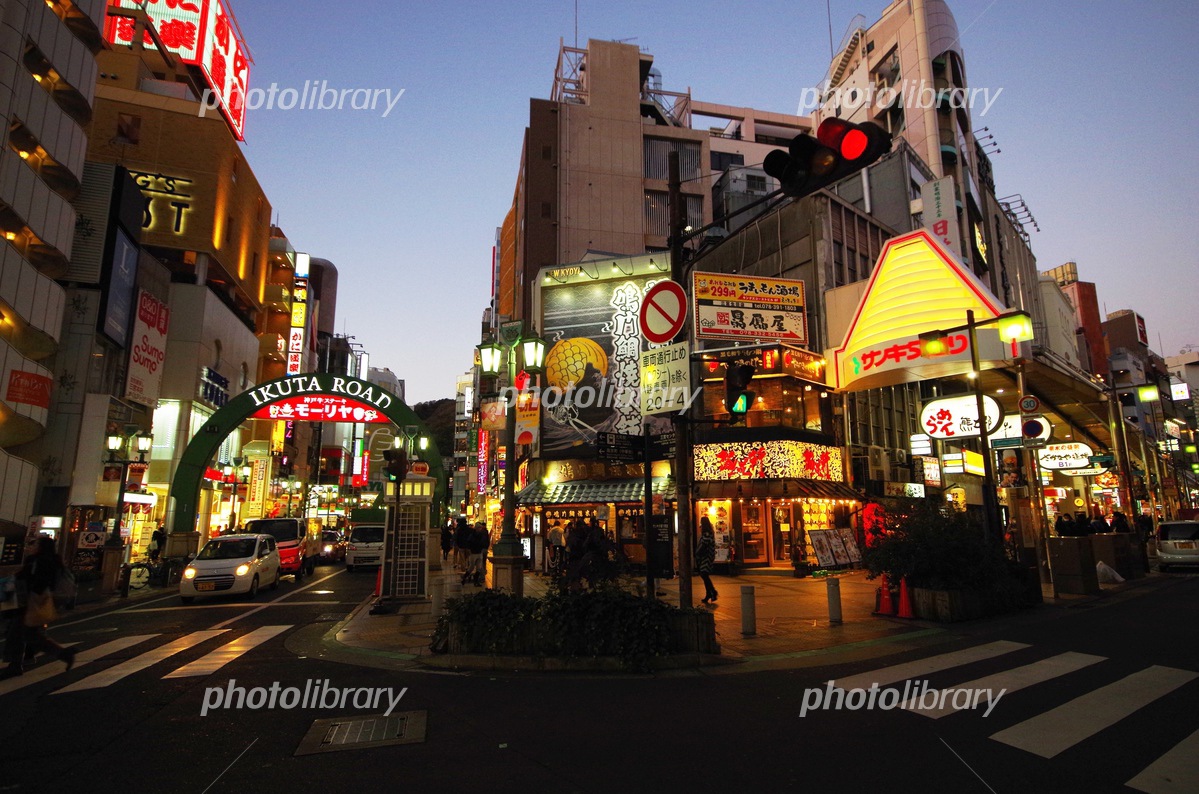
[106,0,250,140]
[540,273,673,458]
[693,272,807,343]
[125,289,170,406]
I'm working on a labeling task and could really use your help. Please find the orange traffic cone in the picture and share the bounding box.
[877,574,895,615]
[374,567,382,597]
[897,577,914,619]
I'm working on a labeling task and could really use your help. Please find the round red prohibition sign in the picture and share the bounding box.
[639,280,688,344]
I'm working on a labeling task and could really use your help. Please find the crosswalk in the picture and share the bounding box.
[0,626,293,698]
[831,641,1199,793]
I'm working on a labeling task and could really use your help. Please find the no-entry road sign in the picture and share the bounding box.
[639,280,688,344]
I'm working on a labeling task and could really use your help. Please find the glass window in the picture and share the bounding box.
[198,538,257,559]
[350,525,385,544]
[1160,523,1199,541]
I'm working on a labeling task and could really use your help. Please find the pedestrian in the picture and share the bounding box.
[463,522,490,586]
[440,521,454,562]
[2,536,76,678]
[1088,512,1109,535]
[1111,512,1132,533]
[696,517,718,604]
[149,523,167,562]
[1054,513,1074,537]
[454,517,472,571]
[546,520,565,574]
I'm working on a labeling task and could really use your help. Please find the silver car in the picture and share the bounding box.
[1157,521,1199,572]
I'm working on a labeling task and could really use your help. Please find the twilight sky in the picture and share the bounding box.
[228,0,1199,404]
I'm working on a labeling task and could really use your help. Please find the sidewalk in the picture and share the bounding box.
[321,562,1179,675]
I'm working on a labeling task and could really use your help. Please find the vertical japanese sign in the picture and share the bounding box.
[692,273,807,343]
[199,0,249,139]
[125,289,171,407]
[921,176,961,255]
[640,341,691,416]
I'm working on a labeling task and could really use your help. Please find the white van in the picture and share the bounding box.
[1157,521,1199,571]
[345,523,385,572]
[244,517,320,579]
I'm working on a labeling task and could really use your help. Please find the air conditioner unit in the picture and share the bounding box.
[891,449,908,466]
[867,446,890,481]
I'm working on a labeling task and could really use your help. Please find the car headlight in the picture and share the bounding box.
[323,545,333,553]
[235,564,251,576]
[183,567,196,580]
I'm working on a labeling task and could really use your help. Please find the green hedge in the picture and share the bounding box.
[431,587,714,671]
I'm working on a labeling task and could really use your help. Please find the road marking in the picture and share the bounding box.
[1126,727,1199,793]
[990,665,1199,758]
[53,630,229,694]
[163,626,291,679]
[0,636,157,697]
[904,652,1106,718]
[832,640,1030,690]
[211,570,344,630]
[125,600,355,613]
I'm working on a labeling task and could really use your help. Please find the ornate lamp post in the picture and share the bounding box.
[105,430,152,546]
[477,323,545,595]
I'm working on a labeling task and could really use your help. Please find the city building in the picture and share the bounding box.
[0,0,105,561]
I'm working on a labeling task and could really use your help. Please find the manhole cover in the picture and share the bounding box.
[294,711,427,756]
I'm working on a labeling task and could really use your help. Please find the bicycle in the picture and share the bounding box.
[126,558,168,590]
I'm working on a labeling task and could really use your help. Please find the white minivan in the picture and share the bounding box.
[345,523,385,572]
[1157,521,1199,571]
[181,534,280,602]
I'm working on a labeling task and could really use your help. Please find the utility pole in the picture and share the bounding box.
[669,152,694,608]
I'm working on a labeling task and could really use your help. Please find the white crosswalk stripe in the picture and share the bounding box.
[52,630,229,694]
[1126,727,1199,793]
[162,625,290,679]
[903,651,1106,719]
[0,635,157,696]
[990,665,1199,758]
[832,640,1030,690]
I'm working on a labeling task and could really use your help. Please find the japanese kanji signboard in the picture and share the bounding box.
[692,272,807,344]
[640,341,690,416]
[920,395,1003,439]
[250,395,388,423]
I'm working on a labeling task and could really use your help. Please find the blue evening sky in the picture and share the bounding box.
[229,1,1199,403]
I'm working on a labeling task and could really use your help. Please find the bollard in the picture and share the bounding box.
[430,574,445,615]
[740,584,756,636]
[827,577,842,624]
[119,563,131,599]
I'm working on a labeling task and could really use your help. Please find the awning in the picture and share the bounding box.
[695,479,863,501]
[985,355,1114,453]
[516,477,676,506]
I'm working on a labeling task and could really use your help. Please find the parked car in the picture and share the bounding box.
[244,517,320,579]
[180,534,280,602]
[1157,521,1199,571]
[345,523,385,572]
[319,530,347,563]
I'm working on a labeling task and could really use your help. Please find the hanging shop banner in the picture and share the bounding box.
[125,290,171,407]
[515,393,540,445]
[539,271,673,459]
[6,370,52,410]
[921,175,961,255]
[692,272,807,344]
[640,341,690,417]
[920,395,1003,439]
[480,400,505,432]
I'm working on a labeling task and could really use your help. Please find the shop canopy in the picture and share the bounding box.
[516,477,676,506]
[695,479,863,501]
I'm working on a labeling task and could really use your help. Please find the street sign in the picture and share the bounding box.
[597,432,643,463]
[1088,455,1115,466]
[639,280,688,345]
[1021,416,1051,448]
[647,430,676,460]
[1019,395,1040,414]
[640,341,690,416]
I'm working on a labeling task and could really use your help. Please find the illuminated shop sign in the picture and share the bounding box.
[920,395,1003,439]
[127,171,194,236]
[249,395,389,423]
[693,272,807,344]
[694,440,844,482]
[287,274,308,376]
[198,366,229,407]
[943,449,983,476]
[1038,442,1095,470]
[699,345,826,384]
[106,0,250,140]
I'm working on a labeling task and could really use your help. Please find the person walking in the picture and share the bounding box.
[1054,513,1074,537]
[440,521,454,562]
[149,523,167,562]
[696,517,718,604]
[463,522,491,586]
[454,517,472,571]
[546,520,565,575]
[2,536,75,678]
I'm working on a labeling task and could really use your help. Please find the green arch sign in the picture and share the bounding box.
[167,373,444,535]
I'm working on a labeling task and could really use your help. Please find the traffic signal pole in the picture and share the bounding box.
[669,152,694,609]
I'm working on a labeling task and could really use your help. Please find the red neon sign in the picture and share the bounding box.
[250,395,390,423]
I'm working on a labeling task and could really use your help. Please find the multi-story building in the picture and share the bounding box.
[1043,261,1107,377]
[452,371,474,518]
[0,0,105,560]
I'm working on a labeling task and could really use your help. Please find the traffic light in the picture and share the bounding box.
[918,330,950,357]
[383,448,408,482]
[763,118,892,198]
[724,363,756,425]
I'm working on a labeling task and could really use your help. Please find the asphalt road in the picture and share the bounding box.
[2,566,1197,794]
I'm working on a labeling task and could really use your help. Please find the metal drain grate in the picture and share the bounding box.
[295,711,427,756]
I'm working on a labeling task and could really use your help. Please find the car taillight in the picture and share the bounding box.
[348,545,357,551]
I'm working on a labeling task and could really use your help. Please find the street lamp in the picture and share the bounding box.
[477,322,546,595]
[919,309,1034,545]
[105,430,152,545]
[223,457,252,530]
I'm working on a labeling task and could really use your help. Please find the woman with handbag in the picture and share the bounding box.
[696,517,719,605]
[2,536,75,678]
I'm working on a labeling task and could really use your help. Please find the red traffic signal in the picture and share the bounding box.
[763,119,891,199]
